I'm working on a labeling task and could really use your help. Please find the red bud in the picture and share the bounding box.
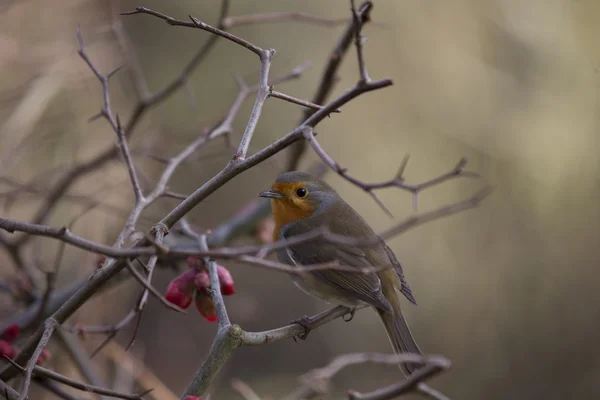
[194,271,210,292]
[217,265,235,295]
[194,292,217,322]
[0,340,17,359]
[165,269,197,309]
[1,324,20,342]
[183,396,201,400]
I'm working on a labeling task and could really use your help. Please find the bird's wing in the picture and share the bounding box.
[283,225,392,313]
[381,242,417,305]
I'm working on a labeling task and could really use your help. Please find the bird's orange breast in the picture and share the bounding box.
[269,182,316,242]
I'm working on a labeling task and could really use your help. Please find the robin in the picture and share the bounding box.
[259,171,422,375]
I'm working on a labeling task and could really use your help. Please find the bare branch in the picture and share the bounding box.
[350,0,371,83]
[303,127,480,213]
[17,318,58,400]
[268,86,341,113]
[123,7,266,57]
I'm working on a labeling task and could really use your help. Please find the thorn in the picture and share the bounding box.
[75,24,83,52]
[88,112,103,123]
[108,65,124,79]
[455,157,468,170]
[189,15,201,28]
[395,153,410,181]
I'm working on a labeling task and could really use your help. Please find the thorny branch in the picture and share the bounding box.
[0,188,491,262]
[0,1,492,400]
[303,127,481,215]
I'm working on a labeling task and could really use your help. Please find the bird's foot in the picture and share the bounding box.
[290,315,314,341]
[342,307,356,322]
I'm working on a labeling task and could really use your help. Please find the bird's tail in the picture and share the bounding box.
[377,301,422,376]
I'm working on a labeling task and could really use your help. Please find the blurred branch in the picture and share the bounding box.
[231,379,263,400]
[348,361,450,400]
[287,1,374,170]
[55,330,112,400]
[283,352,450,400]
[0,379,19,400]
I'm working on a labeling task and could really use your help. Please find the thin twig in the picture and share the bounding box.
[303,127,479,214]
[123,7,266,57]
[126,259,186,313]
[17,318,58,400]
[351,0,371,84]
[268,87,341,113]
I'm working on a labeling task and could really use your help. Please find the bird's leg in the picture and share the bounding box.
[342,307,356,322]
[290,315,314,341]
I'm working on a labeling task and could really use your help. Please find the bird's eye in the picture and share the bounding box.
[296,188,308,198]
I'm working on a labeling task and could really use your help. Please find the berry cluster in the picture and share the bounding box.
[165,257,235,322]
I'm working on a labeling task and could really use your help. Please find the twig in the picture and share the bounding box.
[123,7,266,57]
[351,0,371,84]
[303,127,479,214]
[268,87,341,113]
[135,227,166,313]
[287,1,374,170]
[17,318,58,400]
[55,330,112,400]
[126,259,186,312]
[231,379,263,400]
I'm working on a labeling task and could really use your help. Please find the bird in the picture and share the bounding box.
[259,170,422,375]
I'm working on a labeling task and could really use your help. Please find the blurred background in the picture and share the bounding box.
[1,0,599,399]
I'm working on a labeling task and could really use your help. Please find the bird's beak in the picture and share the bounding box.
[259,189,285,199]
